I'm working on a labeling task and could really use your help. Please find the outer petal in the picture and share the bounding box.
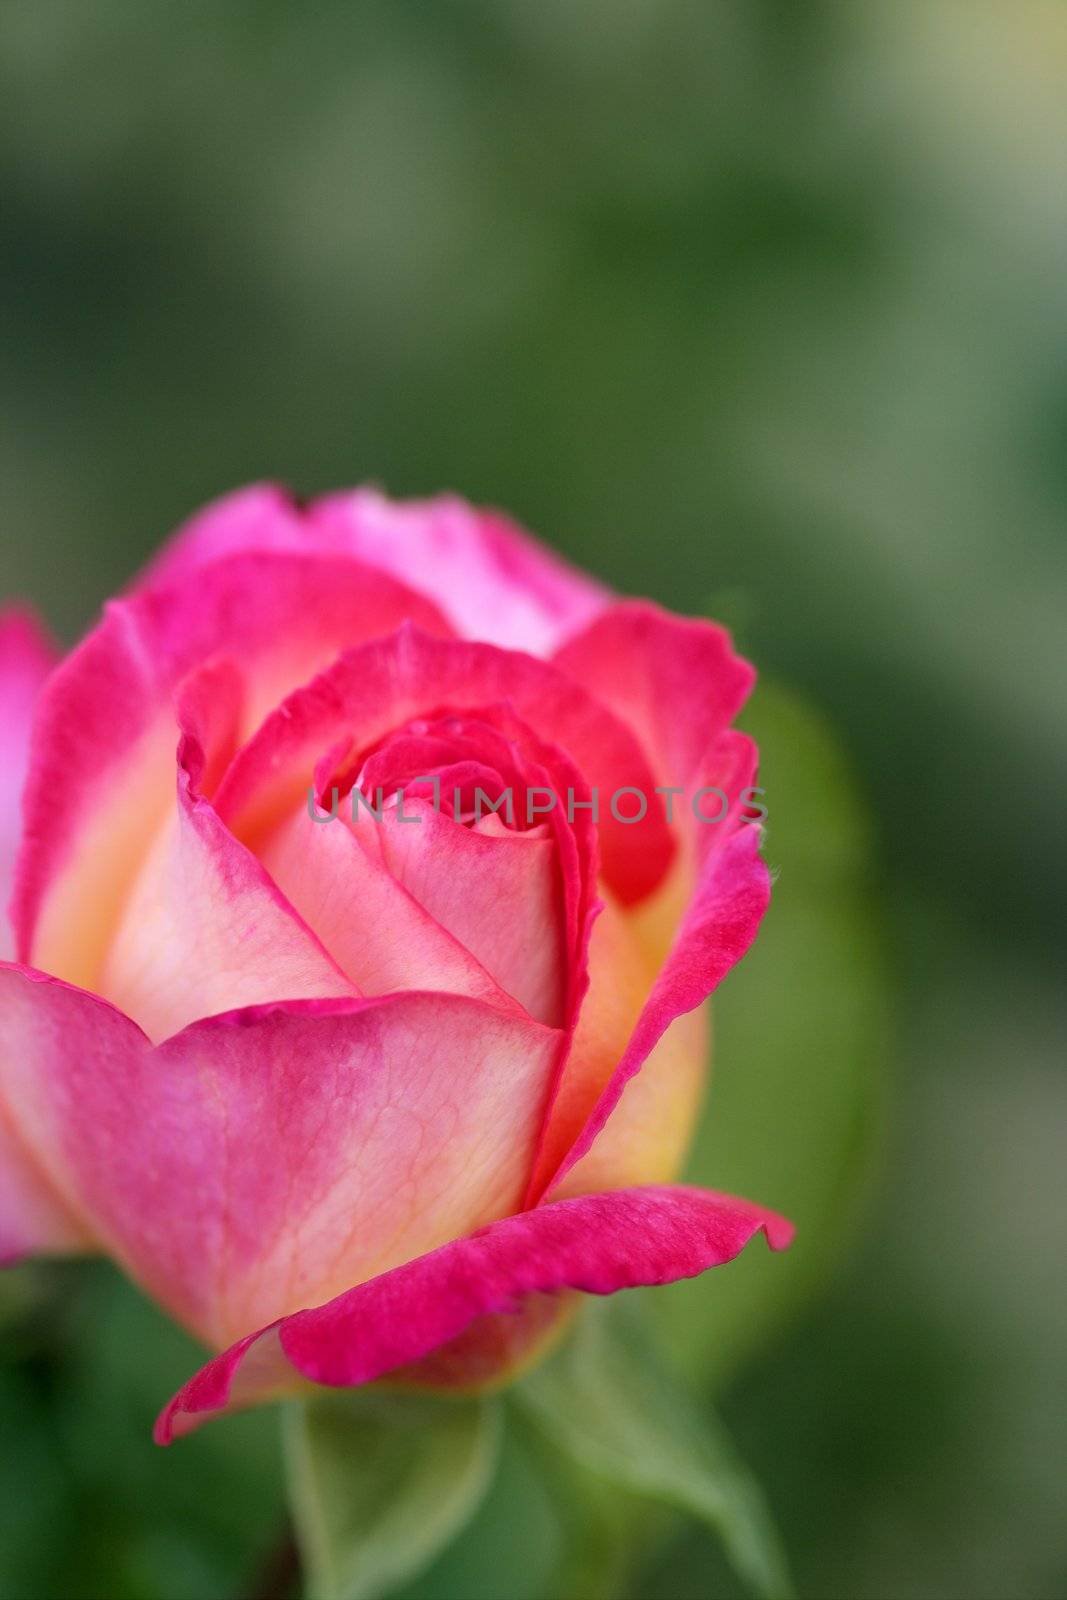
[309,490,609,654]
[0,966,562,1348]
[531,604,767,1199]
[156,1185,793,1441]
[0,615,82,1264]
[136,484,308,590]
[141,483,610,655]
[547,822,770,1200]
[524,889,701,1203]
[0,608,56,962]
[15,552,451,989]
[0,1094,88,1264]
[528,731,768,1201]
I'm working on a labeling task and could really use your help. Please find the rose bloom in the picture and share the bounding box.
[0,486,790,1442]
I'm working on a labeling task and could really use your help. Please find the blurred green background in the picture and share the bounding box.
[2,3,1065,1598]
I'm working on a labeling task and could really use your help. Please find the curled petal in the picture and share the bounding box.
[524,606,765,1197]
[217,623,673,907]
[553,601,756,815]
[548,824,770,1199]
[543,778,769,1201]
[155,1185,793,1441]
[531,732,768,1199]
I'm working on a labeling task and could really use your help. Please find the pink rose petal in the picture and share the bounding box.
[553,600,756,811]
[15,552,452,989]
[156,1184,792,1441]
[0,965,562,1346]
[0,608,55,963]
[217,623,673,908]
[140,482,610,655]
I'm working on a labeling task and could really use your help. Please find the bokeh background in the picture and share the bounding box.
[2,4,1065,1598]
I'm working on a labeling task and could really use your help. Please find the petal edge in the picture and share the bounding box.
[155,1184,792,1442]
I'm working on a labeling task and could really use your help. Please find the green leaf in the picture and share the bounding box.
[648,678,890,1389]
[514,1408,635,1600]
[394,1417,563,1600]
[284,1390,501,1600]
[514,1300,794,1600]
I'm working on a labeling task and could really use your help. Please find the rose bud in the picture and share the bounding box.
[0,487,791,1442]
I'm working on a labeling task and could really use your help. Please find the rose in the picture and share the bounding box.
[0,485,791,1442]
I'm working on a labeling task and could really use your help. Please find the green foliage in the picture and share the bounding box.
[510,1416,634,1600]
[515,1301,794,1600]
[396,1409,564,1600]
[284,1392,501,1600]
[288,1299,793,1600]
